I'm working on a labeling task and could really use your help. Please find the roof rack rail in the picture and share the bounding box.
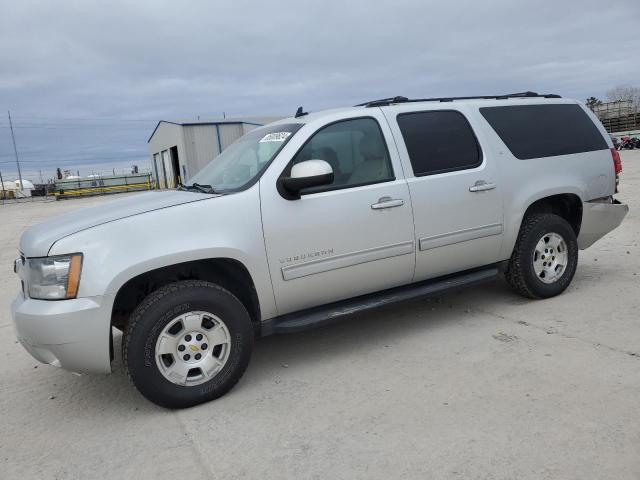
[356,91,562,108]
[355,96,410,107]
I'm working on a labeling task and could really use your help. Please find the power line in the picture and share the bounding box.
[0,159,51,164]
[0,151,148,160]
[0,158,147,165]
[9,115,159,122]
[0,125,152,130]
[0,121,154,128]
[0,116,157,129]
[0,120,155,125]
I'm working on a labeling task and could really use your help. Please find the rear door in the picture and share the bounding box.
[383,105,504,281]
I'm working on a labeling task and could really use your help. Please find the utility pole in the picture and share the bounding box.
[0,169,5,202]
[8,111,23,191]
[39,170,44,184]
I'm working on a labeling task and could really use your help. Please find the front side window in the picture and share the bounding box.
[397,110,482,176]
[290,117,394,193]
[187,123,302,192]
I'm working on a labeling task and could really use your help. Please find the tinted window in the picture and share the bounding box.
[291,117,394,193]
[397,111,481,176]
[480,104,607,160]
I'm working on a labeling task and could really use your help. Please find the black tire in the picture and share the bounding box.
[123,280,254,408]
[505,213,578,299]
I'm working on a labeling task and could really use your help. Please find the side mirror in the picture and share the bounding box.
[280,160,334,198]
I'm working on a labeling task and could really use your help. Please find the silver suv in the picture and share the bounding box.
[12,92,628,408]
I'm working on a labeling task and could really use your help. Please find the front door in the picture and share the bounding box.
[260,113,415,315]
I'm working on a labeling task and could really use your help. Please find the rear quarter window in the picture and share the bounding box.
[480,104,607,160]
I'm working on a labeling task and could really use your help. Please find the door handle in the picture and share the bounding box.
[469,180,496,192]
[371,196,404,209]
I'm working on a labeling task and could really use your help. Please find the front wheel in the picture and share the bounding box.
[123,280,254,408]
[505,213,578,299]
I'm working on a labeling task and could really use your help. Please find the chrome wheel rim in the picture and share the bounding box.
[155,311,231,386]
[532,232,568,284]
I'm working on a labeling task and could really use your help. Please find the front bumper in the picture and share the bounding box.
[11,293,114,374]
[578,199,629,249]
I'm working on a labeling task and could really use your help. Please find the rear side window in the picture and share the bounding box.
[480,104,607,160]
[397,111,482,176]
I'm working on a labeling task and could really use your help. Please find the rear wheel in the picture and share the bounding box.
[505,213,578,299]
[123,280,253,408]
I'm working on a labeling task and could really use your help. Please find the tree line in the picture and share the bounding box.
[586,85,640,112]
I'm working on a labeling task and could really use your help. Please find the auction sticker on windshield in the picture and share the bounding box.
[259,132,291,143]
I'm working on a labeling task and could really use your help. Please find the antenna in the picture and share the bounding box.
[295,106,308,118]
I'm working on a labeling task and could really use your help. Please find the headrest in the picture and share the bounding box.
[359,133,385,160]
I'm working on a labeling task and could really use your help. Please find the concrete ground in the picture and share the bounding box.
[1,153,639,480]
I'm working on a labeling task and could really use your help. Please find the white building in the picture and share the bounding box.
[1,179,33,198]
[147,117,280,188]
[15,179,34,197]
[1,181,16,196]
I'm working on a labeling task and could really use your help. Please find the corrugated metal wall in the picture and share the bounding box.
[150,121,271,185]
[148,122,185,188]
[218,123,244,151]
[183,125,220,174]
[242,123,261,136]
[185,123,262,175]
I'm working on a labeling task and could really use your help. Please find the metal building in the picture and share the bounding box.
[147,117,279,188]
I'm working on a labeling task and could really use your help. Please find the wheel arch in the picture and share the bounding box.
[521,193,583,236]
[501,190,584,261]
[110,257,261,334]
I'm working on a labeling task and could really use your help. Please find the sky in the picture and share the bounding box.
[1,0,639,183]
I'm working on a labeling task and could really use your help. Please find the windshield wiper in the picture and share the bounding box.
[177,183,217,194]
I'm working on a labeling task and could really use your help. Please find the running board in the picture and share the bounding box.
[261,266,500,336]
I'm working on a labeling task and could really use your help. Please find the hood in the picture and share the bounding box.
[20,190,217,257]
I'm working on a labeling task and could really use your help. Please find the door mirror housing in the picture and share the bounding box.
[280,160,334,199]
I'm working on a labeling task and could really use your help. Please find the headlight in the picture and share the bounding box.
[26,254,83,300]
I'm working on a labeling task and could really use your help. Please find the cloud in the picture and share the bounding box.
[1,0,638,180]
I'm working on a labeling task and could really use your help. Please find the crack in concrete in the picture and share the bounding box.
[174,411,216,478]
[475,306,640,360]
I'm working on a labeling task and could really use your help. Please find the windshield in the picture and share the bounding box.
[186,123,303,192]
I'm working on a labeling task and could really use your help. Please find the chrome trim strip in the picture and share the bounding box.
[419,223,503,251]
[282,241,414,281]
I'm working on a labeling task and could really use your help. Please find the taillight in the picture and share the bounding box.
[611,148,622,174]
[611,148,622,193]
